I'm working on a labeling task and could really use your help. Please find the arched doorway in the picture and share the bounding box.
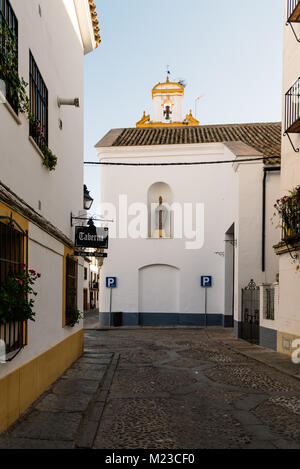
[138,264,180,313]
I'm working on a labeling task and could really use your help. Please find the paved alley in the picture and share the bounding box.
[1,326,300,449]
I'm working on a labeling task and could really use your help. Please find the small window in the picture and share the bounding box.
[84,267,88,281]
[264,287,275,321]
[65,255,78,325]
[0,219,28,353]
[29,50,48,150]
[0,0,19,114]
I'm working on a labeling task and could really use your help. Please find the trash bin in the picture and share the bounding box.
[112,312,122,327]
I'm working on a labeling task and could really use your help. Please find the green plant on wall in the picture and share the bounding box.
[0,266,41,325]
[66,307,83,328]
[0,21,57,171]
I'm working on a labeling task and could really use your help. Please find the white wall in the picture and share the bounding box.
[139,265,180,313]
[232,160,280,323]
[98,144,247,318]
[0,0,84,239]
[0,0,86,377]
[275,0,300,337]
[98,142,280,324]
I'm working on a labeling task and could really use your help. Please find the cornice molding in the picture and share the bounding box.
[74,0,101,54]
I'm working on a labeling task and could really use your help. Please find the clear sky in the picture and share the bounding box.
[84,0,284,215]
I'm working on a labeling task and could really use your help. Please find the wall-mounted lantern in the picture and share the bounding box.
[84,185,94,211]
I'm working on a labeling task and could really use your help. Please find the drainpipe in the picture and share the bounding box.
[262,166,280,272]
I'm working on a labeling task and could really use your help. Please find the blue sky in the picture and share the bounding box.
[84,0,284,213]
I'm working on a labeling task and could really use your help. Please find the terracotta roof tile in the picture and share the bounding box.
[96,122,281,164]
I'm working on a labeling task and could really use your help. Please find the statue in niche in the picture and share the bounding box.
[154,196,168,238]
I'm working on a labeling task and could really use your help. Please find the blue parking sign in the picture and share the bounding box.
[106,277,117,288]
[201,276,212,288]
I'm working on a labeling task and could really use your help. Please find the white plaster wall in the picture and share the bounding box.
[275,0,300,337]
[265,171,281,282]
[229,154,279,324]
[0,0,84,239]
[62,0,83,45]
[233,161,263,323]
[139,265,180,313]
[99,143,238,316]
[98,142,280,324]
[0,0,85,377]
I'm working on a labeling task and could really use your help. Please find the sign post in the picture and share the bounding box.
[106,277,117,327]
[75,226,108,249]
[201,276,213,327]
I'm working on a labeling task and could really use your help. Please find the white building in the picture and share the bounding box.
[272,0,300,356]
[0,0,99,432]
[96,78,281,342]
[83,256,101,311]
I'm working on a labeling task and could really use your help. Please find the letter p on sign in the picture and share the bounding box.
[201,276,212,288]
[106,277,117,288]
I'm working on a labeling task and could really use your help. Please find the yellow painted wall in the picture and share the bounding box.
[0,329,84,433]
[0,201,29,233]
[277,330,300,357]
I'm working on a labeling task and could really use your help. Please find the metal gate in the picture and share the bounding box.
[241,279,260,345]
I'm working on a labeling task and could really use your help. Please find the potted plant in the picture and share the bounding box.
[274,186,300,239]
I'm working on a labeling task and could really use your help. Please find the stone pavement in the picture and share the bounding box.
[1,325,300,449]
[0,349,115,449]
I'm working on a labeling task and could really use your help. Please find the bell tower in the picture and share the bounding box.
[136,76,199,128]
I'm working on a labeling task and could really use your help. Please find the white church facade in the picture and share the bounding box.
[96,77,281,346]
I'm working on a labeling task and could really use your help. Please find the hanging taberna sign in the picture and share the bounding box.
[75,226,109,249]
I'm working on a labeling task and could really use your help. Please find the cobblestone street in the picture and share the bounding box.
[1,325,300,449]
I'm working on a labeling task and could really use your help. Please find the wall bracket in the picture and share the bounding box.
[284,132,300,153]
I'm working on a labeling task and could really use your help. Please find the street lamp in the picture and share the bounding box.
[84,185,94,211]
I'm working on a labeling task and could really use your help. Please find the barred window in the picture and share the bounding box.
[264,287,275,321]
[0,218,28,353]
[0,219,26,282]
[29,50,48,150]
[66,255,78,325]
[0,0,18,114]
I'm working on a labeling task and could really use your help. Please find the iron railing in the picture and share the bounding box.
[0,217,28,356]
[0,0,19,114]
[287,0,300,22]
[241,279,260,345]
[29,50,48,150]
[265,288,275,321]
[89,281,99,290]
[281,196,300,240]
[0,321,26,353]
[285,78,300,134]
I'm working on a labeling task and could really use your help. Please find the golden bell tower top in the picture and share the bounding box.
[136,76,199,128]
